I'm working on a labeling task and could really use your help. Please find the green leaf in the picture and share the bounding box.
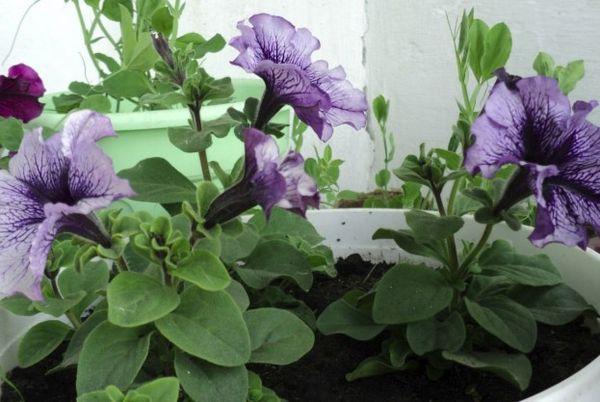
[76,322,152,394]
[468,19,489,80]
[168,127,213,153]
[108,271,180,327]
[53,93,83,113]
[54,309,107,371]
[373,263,454,324]
[375,169,391,188]
[406,311,465,355]
[155,287,250,366]
[79,95,112,113]
[194,34,227,58]
[533,52,556,76]
[260,208,323,245]
[18,320,71,368]
[346,355,401,381]
[32,291,87,317]
[372,95,389,126]
[103,69,152,98]
[465,295,537,353]
[150,7,174,36]
[201,114,237,139]
[405,210,464,242]
[175,351,248,402]
[133,377,180,401]
[443,351,531,391]
[556,60,585,94]
[196,181,220,216]
[118,158,196,203]
[244,308,314,365]
[219,221,260,264]
[509,284,590,325]
[372,228,444,262]
[171,250,231,291]
[57,260,110,317]
[237,240,313,292]
[101,0,133,21]
[0,117,24,150]
[461,188,493,207]
[316,294,385,341]
[0,294,35,316]
[94,53,120,73]
[434,148,461,170]
[140,92,186,107]
[481,23,512,79]
[225,280,250,312]
[478,240,562,286]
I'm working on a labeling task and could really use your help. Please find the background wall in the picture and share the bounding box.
[2,0,600,192]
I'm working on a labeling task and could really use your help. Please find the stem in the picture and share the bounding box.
[95,12,121,56]
[446,176,463,215]
[431,182,460,272]
[459,223,493,276]
[189,102,212,181]
[73,0,104,77]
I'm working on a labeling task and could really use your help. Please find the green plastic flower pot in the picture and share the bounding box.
[31,79,290,182]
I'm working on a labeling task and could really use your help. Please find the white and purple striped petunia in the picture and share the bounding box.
[204,128,319,227]
[230,13,367,141]
[465,69,600,249]
[0,110,134,300]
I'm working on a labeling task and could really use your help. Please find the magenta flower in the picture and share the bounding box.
[465,70,600,249]
[0,110,135,300]
[0,64,45,123]
[230,14,367,141]
[204,128,319,227]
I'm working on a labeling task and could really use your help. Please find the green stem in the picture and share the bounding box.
[190,102,212,181]
[446,175,463,215]
[459,223,493,276]
[73,0,104,77]
[170,0,181,41]
[96,12,121,56]
[431,183,460,272]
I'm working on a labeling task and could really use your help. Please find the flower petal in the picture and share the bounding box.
[276,151,319,215]
[530,185,600,249]
[0,64,45,123]
[0,171,45,300]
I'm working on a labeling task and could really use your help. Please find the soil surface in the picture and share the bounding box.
[253,254,600,402]
[3,254,600,402]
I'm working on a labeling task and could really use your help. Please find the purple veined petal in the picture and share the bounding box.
[520,162,559,209]
[276,151,320,215]
[8,128,70,201]
[230,14,320,72]
[529,185,600,249]
[254,61,325,108]
[243,127,282,177]
[60,110,117,159]
[0,171,45,300]
[68,140,135,201]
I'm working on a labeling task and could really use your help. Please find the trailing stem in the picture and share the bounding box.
[189,102,212,181]
[72,0,104,77]
[459,223,493,277]
[431,182,460,272]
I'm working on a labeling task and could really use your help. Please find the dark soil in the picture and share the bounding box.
[3,255,600,402]
[253,254,600,402]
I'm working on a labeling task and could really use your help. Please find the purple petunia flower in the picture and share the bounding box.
[465,69,600,249]
[0,64,45,123]
[0,110,135,300]
[230,13,367,141]
[204,128,319,227]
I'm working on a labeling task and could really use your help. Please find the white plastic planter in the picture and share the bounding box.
[306,208,600,402]
[1,208,598,400]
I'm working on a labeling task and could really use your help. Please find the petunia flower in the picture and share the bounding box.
[0,64,45,123]
[464,69,600,249]
[230,13,367,141]
[204,128,319,227]
[0,110,135,300]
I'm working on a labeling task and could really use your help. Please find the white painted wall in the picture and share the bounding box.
[3,1,600,192]
[365,0,600,189]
